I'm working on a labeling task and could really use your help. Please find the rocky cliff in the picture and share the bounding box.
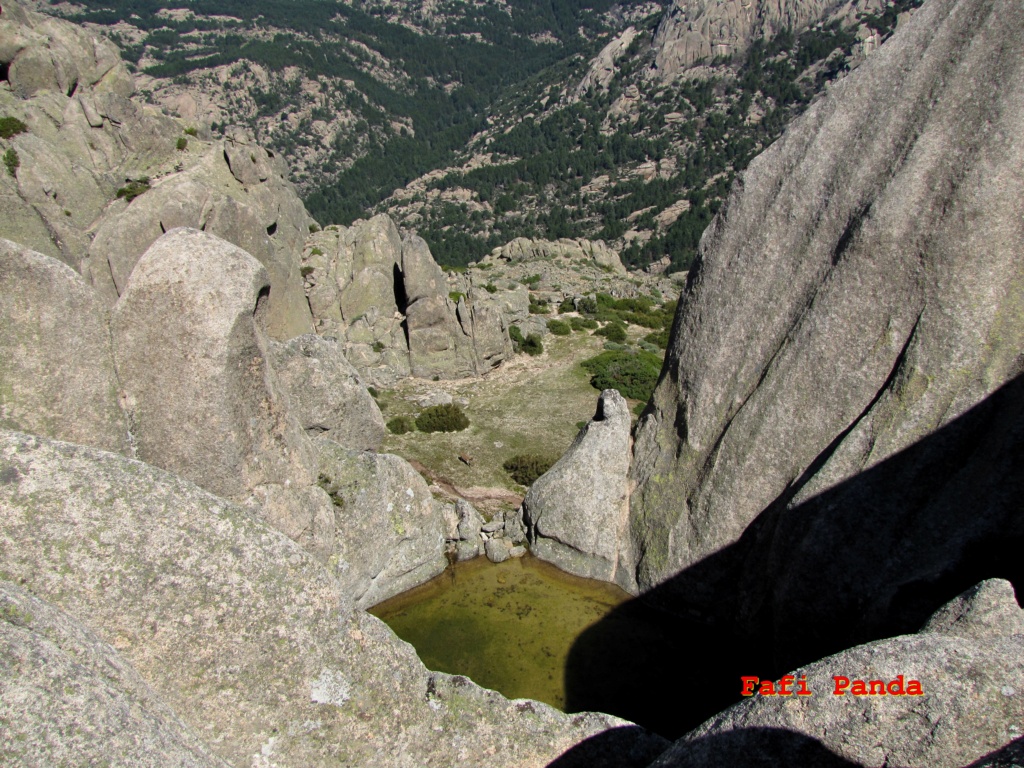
[650,0,886,77]
[624,0,1024,661]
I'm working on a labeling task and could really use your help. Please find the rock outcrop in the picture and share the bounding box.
[652,580,1024,768]
[268,334,386,451]
[0,429,668,767]
[489,236,627,275]
[0,238,127,454]
[575,27,640,98]
[651,0,886,78]
[626,0,1024,660]
[523,390,632,581]
[0,1,313,340]
[0,581,228,768]
[315,437,448,610]
[111,228,316,499]
[302,214,514,384]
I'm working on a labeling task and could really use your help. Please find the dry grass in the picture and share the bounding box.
[377,331,609,501]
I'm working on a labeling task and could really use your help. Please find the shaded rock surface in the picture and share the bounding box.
[524,390,632,581]
[0,429,668,767]
[626,0,1024,662]
[0,238,127,454]
[0,581,228,768]
[268,334,386,451]
[652,580,1024,768]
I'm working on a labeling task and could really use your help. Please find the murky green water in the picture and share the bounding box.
[369,554,630,709]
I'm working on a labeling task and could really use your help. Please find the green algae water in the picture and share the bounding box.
[369,554,630,710]
[370,554,780,740]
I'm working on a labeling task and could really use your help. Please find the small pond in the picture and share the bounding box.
[371,554,776,740]
[370,554,629,709]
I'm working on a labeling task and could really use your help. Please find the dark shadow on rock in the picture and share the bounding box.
[543,725,671,768]
[564,373,1024,739]
[961,736,1024,767]
[638,726,866,768]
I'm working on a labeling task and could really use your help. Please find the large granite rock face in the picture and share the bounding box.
[651,0,885,78]
[0,239,127,454]
[626,0,1024,659]
[0,430,668,767]
[315,437,448,610]
[523,390,632,581]
[652,580,1024,768]
[302,214,513,384]
[0,582,228,768]
[110,228,316,499]
[268,334,386,450]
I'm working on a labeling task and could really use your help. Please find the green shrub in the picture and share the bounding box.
[503,453,556,486]
[372,341,385,353]
[3,148,19,177]
[643,328,670,349]
[183,126,198,137]
[309,247,324,256]
[484,283,498,293]
[449,291,466,304]
[508,325,524,344]
[300,266,315,277]
[116,177,150,203]
[309,223,321,233]
[367,386,379,399]
[176,137,188,151]
[0,117,28,139]
[558,297,576,313]
[528,296,550,314]
[520,333,543,356]
[416,404,469,433]
[581,348,663,401]
[521,273,541,286]
[595,321,627,343]
[387,415,415,435]
[547,319,570,336]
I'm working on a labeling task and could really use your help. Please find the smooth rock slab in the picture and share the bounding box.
[0,239,127,454]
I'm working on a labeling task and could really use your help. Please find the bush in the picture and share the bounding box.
[176,137,188,151]
[521,273,541,286]
[503,453,556,486]
[572,317,598,330]
[558,297,576,313]
[449,291,466,304]
[367,386,379,399]
[508,325,524,344]
[547,319,570,336]
[643,328,670,349]
[3,148,19,177]
[183,126,198,137]
[416,404,469,433]
[484,283,498,293]
[116,177,150,203]
[595,321,627,343]
[386,415,415,434]
[520,333,543,356]
[0,116,28,139]
[528,296,550,314]
[581,348,663,401]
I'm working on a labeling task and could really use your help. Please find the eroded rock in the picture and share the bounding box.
[524,390,632,581]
